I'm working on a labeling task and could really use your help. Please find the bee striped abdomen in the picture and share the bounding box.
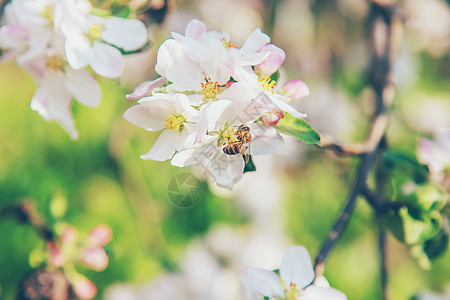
[223,142,242,155]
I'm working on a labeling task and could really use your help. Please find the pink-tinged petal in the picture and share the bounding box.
[240,28,270,54]
[102,17,148,51]
[245,266,285,298]
[64,68,101,108]
[260,108,284,126]
[65,37,90,70]
[279,79,310,102]
[88,225,113,246]
[184,19,207,40]
[30,73,79,139]
[123,105,165,131]
[210,152,245,190]
[273,96,307,119]
[47,241,66,268]
[0,24,27,49]
[254,44,286,76]
[72,275,97,299]
[280,246,315,289]
[88,42,124,78]
[80,247,109,271]
[126,77,167,100]
[155,39,203,91]
[60,226,78,245]
[301,286,348,300]
[141,129,179,161]
[249,123,284,155]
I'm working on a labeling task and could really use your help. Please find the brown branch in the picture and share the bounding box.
[0,200,54,242]
[314,2,399,289]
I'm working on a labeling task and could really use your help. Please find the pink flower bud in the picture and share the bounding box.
[47,241,66,268]
[72,275,97,299]
[254,44,286,77]
[279,79,310,102]
[126,77,167,100]
[60,226,78,245]
[88,224,113,246]
[260,109,285,126]
[80,247,109,271]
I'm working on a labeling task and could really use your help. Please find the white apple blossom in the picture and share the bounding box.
[123,93,201,161]
[244,246,347,300]
[125,19,311,189]
[0,0,148,138]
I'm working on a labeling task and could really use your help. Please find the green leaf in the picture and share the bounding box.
[110,3,131,17]
[382,150,429,184]
[243,155,256,173]
[274,113,321,146]
[423,227,449,260]
[114,40,152,55]
[270,70,280,83]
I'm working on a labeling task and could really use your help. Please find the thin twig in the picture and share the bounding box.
[0,200,54,242]
[378,217,389,300]
[314,1,398,285]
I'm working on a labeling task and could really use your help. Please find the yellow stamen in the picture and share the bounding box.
[41,5,54,25]
[201,77,221,99]
[87,23,104,42]
[220,38,238,49]
[45,55,65,71]
[164,114,186,131]
[258,76,277,93]
[285,283,300,300]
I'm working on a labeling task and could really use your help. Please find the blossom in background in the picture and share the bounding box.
[243,246,347,300]
[125,19,309,189]
[417,128,450,188]
[47,224,113,299]
[0,0,148,138]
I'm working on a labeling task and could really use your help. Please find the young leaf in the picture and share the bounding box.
[274,113,321,145]
[270,70,280,83]
[243,155,256,173]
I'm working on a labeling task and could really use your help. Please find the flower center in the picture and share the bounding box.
[45,55,65,72]
[285,283,300,300]
[41,5,54,25]
[220,38,238,49]
[201,77,220,99]
[164,114,186,131]
[258,76,277,93]
[87,23,104,43]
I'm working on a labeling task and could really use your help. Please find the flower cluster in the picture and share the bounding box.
[125,19,310,189]
[46,224,113,299]
[0,0,148,138]
[242,246,347,300]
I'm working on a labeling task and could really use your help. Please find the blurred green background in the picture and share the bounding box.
[1,0,449,299]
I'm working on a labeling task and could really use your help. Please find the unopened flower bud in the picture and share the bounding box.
[279,79,309,102]
[47,241,66,268]
[60,226,78,245]
[254,44,286,77]
[260,109,284,126]
[126,77,167,100]
[72,275,97,299]
[80,247,109,271]
[88,224,112,246]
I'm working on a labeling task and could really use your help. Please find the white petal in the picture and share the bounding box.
[64,68,101,107]
[300,286,348,300]
[126,77,167,100]
[249,123,284,155]
[280,246,315,289]
[102,17,148,51]
[273,97,307,118]
[123,105,165,131]
[245,266,285,298]
[65,36,90,70]
[185,19,206,39]
[240,28,270,54]
[219,100,269,128]
[171,148,201,167]
[141,130,179,161]
[88,42,124,78]
[210,152,245,190]
[31,73,78,139]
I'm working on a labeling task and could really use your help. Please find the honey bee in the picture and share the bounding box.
[222,125,252,163]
